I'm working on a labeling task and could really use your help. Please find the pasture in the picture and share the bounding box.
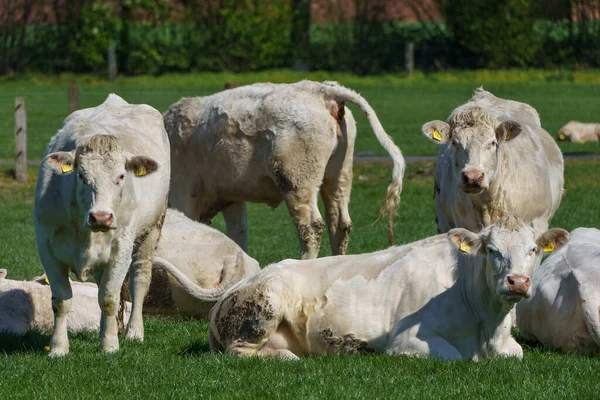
[1,72,600,398]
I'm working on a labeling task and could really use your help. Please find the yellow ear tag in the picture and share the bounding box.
[44,277,50,285]
[44,346,50,351]
[459,241,471,253]
[506,128,512,141]
[135,165,147,177]
[432,129,442,142]
[558,133,566,140]
[61,164,73,174]
[543,241,555,253]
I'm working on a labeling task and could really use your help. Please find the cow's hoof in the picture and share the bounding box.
[48,347,69,358]
[102,337,120,354]
[125,325,144,341]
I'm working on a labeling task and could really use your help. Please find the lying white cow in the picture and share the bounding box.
[164,80,405,259]
[0,270,133,335]
[558,121,600,143]
[209,216,568,360]
[134,209,260,319]
[422,88,563,236]
[516,228,600,354]
[34,94,170,356]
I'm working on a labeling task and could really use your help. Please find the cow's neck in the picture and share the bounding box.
[458,256,513,352]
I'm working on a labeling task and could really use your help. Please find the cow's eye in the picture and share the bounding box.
[486,244,499,254]
[116,174,125,184]
[489,139,498,148]
[451,138,459,147]
[528,246,538,256]
[78,173,84,181]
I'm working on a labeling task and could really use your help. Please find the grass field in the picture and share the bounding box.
[2,70,600,161]
[1,72,600,398]
[1,156,599,398]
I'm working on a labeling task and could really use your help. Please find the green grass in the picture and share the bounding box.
[2,70,600,161]
[1,158,599,399]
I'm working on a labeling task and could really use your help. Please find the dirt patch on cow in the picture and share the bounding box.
[320,328,375,355]
[143,267,175,310]
[216,291,275,344]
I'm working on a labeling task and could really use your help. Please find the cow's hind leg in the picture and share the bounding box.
[388,335,462,360]
[321,146,353,256]
[284,187,325,260]
[126,225,162,341]
[222,202,249,252]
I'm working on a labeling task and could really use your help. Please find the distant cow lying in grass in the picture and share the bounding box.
[0,269,130,335]
[209,216,568,361]
[557,121,600,143]
[126,209,260,319]
[164,80,405,259]
[517,227,600,355]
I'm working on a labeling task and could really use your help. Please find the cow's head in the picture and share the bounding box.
[448,216,569,304]
[422,107,522,194]
[45,135,159,232]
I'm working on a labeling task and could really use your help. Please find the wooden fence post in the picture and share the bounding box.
[14,97,27,183]
[69,83,80,114]
[405,42,415,78]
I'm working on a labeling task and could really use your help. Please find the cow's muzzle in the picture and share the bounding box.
[460,169,486,193]
[86,211,115,232]
[504,274,531,299]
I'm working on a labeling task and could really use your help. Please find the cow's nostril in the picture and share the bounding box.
[478,172,485,183]
[506,275,515,286]
[88,214,97,225]
[462,173,469,184]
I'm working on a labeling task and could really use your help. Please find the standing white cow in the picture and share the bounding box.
[164,80,405,259]
[34,94,170,356]
[558,121,600,143]
[422,88,563,236]
[208,216,568,360]
[516,228,600,354]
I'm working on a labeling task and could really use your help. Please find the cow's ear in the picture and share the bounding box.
[448,228,484,256]
[126,156,158,177]
[536,228,569,254]
[46,151,75,175]
[422,121,450,144]
[496,120,522,142]
[0,269,6,280]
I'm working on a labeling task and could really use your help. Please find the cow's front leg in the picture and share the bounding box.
[126,226,161,341]
[98,238,134,353]
[222,202,248,252]
[494,336,523,359]
[388,334,462,361]
[47,266,73,358]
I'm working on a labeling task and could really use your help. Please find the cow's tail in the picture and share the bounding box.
[318,81,405,245]
[576,272,600,350]
[152,252,246,302]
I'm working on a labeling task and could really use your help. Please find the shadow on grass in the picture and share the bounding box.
[0,332,50,355]
[179,339,211,356]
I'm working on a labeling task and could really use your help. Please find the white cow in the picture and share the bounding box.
[34,94,170,356]
[0,270,130,334]
[131,209,260,319]
[164,80,405,259]
[516,228,600,354]
[422,88,563,237]
[208,216,568,360]
[558,121,600,143]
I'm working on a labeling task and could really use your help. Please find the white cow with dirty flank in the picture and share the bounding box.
[33,94,170,356]
[557,121,600,143]
[164,80,405,259]
[208,216,568,361]
[517,228,600,354]
[422,88,563,237]
[132,209,260,319]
